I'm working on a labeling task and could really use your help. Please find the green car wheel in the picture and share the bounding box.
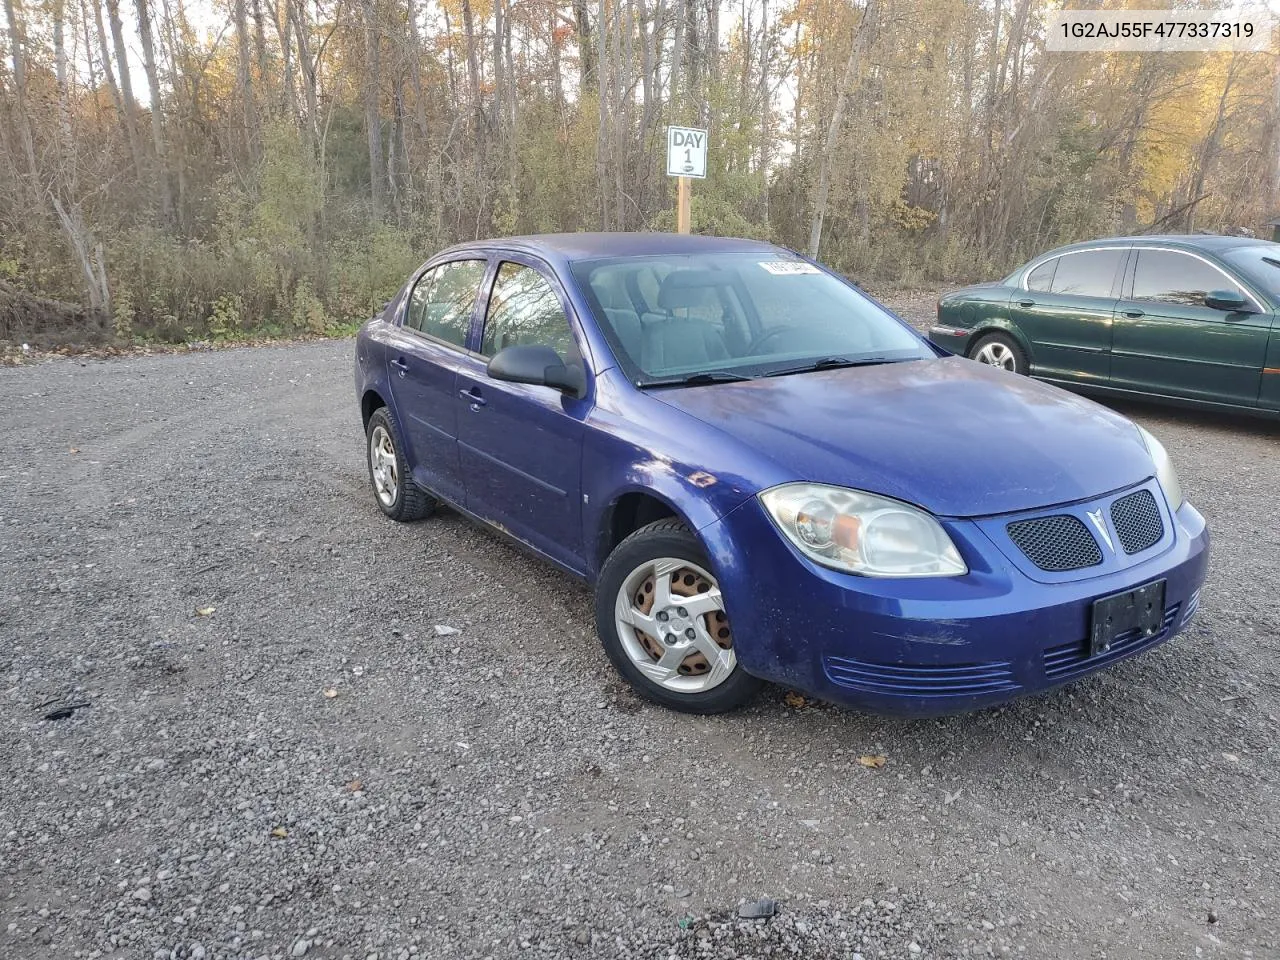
[970,332,1028,375]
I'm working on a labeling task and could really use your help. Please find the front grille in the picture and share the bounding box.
[1110,489,1164,554]
[824,656,1019,698]
[1007,515,1103,572]
[1043,603,1181,680]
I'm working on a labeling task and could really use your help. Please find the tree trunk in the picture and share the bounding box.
[807,0,877,259]
[135,0,175,222]
[573,0,595,89]
[251,0,269,87]
[234,0,259,159]
[273,0,297,120]
[289,0,320,144]
[361,0,385,215]
[595,0,611,229]
[758,0,770,223]
[105,0,145,177]
[670,0,685,111]
[460,0,484,133]
[89,0,136,174]
[4,0,39,180]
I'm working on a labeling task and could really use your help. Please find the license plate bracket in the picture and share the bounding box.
[1089,579,1166,657]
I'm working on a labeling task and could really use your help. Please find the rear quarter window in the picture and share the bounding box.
[1025,258,1057,292]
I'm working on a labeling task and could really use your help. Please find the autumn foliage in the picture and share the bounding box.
[1,0,1277,341]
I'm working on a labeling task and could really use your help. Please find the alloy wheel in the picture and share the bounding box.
[975,341,1017,370]
[613,557,736,693]
[369,424,399,507]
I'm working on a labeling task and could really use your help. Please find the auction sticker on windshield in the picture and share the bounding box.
[760,261,821,275]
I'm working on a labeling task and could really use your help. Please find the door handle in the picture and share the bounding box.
[1122,309,1145,319]
[1017,298,1035,308]
[459,387,487,409]
[391,356,408,377]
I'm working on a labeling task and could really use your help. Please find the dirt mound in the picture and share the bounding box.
[0,280,111,346]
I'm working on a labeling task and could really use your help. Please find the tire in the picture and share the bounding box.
[365,406,435,522]
[969,331,1029,375]
[595,518,763,714]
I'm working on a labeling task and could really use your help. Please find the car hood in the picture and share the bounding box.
[650,357,1154,518]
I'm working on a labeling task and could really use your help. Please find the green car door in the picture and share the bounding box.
[1110,246,1273,407]
[1006,246,1126,383]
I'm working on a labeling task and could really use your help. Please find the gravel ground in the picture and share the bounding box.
[2,288,1278,960]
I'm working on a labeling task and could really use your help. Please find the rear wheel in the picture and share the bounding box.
[595,519,762,713]
[365,406,435,522]
[969,331,1028,375]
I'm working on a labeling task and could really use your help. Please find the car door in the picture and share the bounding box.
[455,257,593,573]
[1110,247,1271,406]
[1004,247,1126,384]
[384,257,489,505]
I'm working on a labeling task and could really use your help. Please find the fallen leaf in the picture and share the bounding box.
[195,606,215,617]
[270,826,288,839]
[857,754,887,769]
[322,688,339,699]
[783,691,808,709]
[345,779,363,792]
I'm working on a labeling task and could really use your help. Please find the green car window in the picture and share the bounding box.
[1026,258,1057,292]
[1050,249,1124,298]
[1132,250,1243,307]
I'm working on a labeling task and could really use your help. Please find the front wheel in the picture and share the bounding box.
[595,519,762,714]
[969,331,1029,375]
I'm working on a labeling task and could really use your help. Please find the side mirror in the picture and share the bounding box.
[487,343,585,396]
[1204,289,1250,312]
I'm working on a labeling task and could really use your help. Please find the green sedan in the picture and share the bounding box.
[932,235,1280,417]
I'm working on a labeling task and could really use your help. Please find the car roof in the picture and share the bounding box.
[1046,234,1270,256]
[439,232,784,264]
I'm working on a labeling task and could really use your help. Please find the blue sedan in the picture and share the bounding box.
[354,233,1209,716]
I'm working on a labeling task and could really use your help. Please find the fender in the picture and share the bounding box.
[580,370,793,579]
[970,319,1037,366]
[356,317,397,423]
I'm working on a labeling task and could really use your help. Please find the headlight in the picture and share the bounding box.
[1136,426,1184,510]
[759,483,967,577]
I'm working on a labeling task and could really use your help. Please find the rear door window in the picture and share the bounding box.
[1132,249,1244,306]
[1050,249,1124,298]
[405,259,488,348]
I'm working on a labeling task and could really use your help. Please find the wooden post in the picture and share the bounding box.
[676,176,691,234]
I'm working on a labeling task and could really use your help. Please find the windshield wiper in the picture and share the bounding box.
[763,356,902,378]
[643,371,756,388]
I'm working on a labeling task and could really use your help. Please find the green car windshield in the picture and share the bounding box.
[569,253,930,384]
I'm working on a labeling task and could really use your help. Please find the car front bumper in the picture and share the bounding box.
[701,491,1209,717]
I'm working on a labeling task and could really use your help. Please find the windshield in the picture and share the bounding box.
[569,253,930,384]
[1221,244,1280,303]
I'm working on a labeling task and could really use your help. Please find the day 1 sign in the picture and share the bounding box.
[667,126,708,179]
